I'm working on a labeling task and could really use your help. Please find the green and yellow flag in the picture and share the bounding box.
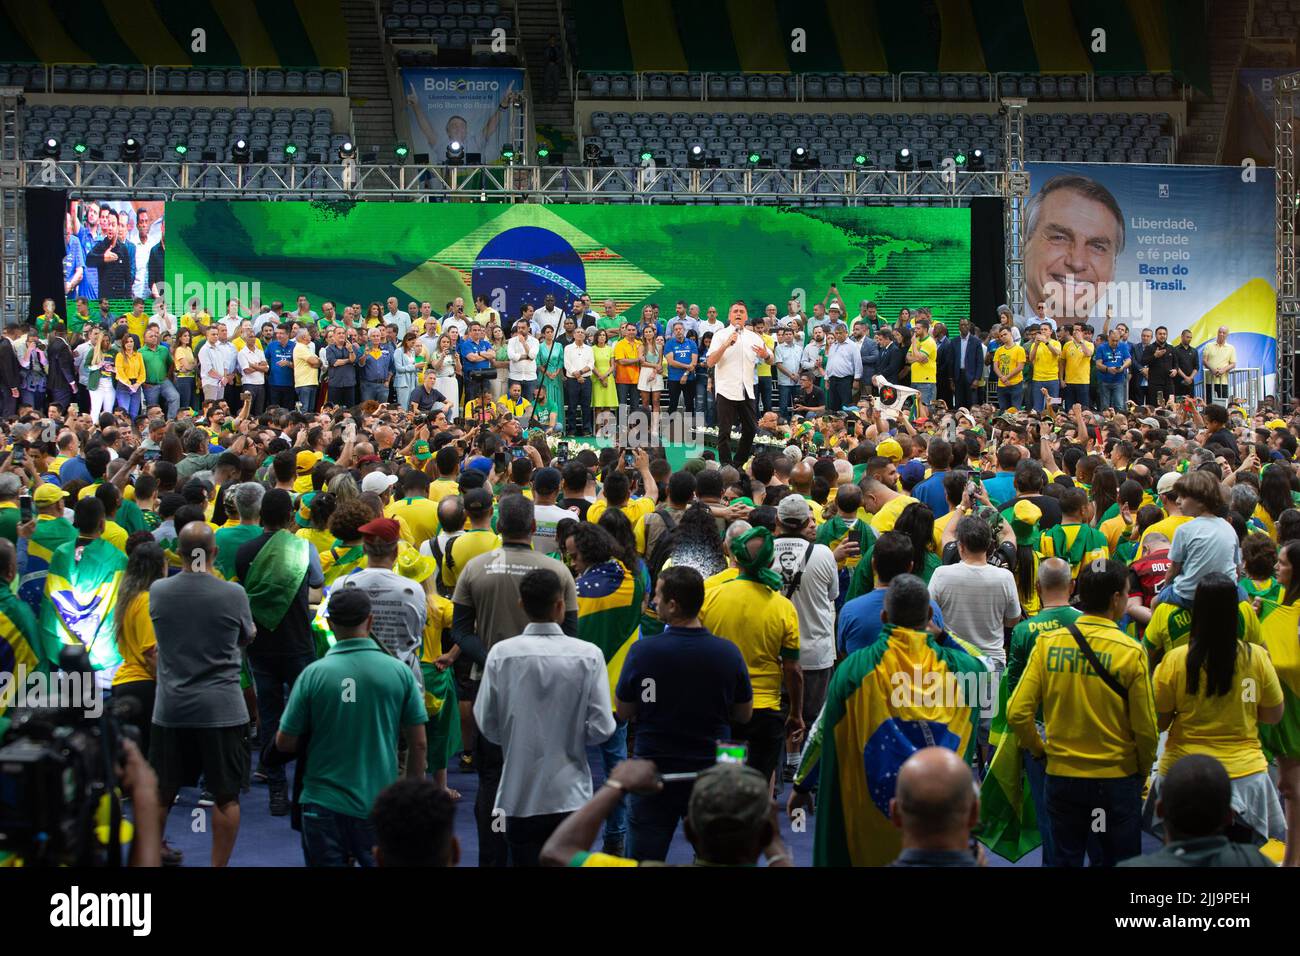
[1258,600,1300,761]
[243,530,310,632]
[576,559,644,704]
[39,537,126,673]
[0,587,42,736]
[978,728,1041,862]
[794,623,985,866]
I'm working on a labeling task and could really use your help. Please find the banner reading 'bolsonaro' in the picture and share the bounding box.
[1023,162,1277,394]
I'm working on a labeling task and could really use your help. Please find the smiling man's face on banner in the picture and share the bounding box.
[1024,179,1125,320]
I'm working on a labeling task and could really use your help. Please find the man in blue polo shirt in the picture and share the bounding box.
[1094,326,1131,412]
[664,321,698,415]
[263,324,296,410]
[458,321,494,406]
[358,326,394,403]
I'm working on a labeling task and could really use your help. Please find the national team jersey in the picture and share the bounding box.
[993,344,1026,385]
[1143,599,1262,659]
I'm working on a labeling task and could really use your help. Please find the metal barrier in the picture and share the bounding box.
[1225,367,1264,410]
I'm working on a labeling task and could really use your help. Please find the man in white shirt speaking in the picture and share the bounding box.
[706,301,771,466]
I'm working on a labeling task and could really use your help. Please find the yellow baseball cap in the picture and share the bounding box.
[1266,418,1287,430]
[33,483,70,505]
[296,450,323,475]
[876,438,903,463]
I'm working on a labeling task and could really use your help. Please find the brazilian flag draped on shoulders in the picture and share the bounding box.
[243,530,311,631]
[794,623,985,866]
[320,543,366,586]
[0,586,42,736]
[39,537,127,673]
[576,559,644,704]
[1257,600,1300,761]
[19,515,77,618]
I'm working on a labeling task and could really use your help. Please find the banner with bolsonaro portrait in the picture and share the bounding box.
[1022,162,1277,395]
[399,67,524,163]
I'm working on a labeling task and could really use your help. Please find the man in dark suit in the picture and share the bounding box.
[1129,328,1151,406]
[875,327,904,386]
[946,319,984,410]
[46,322,78,411]
[932,321,954,406]
[0,325,22,418]
[1144,325,1175,407]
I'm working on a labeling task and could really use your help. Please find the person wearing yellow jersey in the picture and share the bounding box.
[1060,323,1094,411]
[1007,559,1159,867]
[384,470,441,548]
[991,327,1026,412]
[699,527,800,791]
[1026,323,1062,414]
[860,474,918,535]
[446,489,501,586]
[586,450,659,554]
[905,317,938,407]
[1143,593,1261,667]
[122,298,150,342]
[111,538,166,755]
[1149,573,1285,846]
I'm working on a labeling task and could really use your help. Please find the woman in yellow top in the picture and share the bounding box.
[590,328,618,429]
[1150,573,1286,846]
[172,327,199,414]
[296,492,338,555]
[365,302,384,327]
[112,332,146,418]
[112,540,167,754]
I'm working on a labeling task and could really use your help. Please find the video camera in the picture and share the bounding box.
[0,646,137,866]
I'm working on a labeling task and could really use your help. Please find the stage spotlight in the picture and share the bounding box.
[970,148,985,171]
[232,138,250,164]
[583,141,602,167]
[501,145,515,162]
[73,141,87,157]
[123,136,141,162]
[853,152,869,167]
[954,151,967,166]
[687,143,706,168]
[42,137,60,159]
[791,144,811,169]
[536,145,551,163]
[338,140,356,161]
[748,151,762,165]
[284,143,298,159]
[895,147,913,170]
[395,142,409,161]
[641,149,655,164]
[173,143,188,158]
[445,140,465,165]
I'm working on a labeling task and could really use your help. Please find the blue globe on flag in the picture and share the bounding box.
[472,226,587,317]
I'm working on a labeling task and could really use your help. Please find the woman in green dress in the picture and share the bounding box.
[533,323,566,432]
[591,327,617,430]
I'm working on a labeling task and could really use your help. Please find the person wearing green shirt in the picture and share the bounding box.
[0,475,21,544]
[275,587,428,867]
[596,298,624,333]
[139,325,179,418]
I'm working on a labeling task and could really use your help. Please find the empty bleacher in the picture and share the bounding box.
[21,104,351,165]
[381,0,517,64]
[0,65,346,98]
[581,106,1177,170]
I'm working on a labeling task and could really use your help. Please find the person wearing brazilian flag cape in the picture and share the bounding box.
[38,496,127,692]
[788,573,985,866]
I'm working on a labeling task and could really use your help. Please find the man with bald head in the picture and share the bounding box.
[889,747,981,866]
[149,517,257,867]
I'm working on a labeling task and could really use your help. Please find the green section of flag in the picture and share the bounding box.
[39,537,126,673]
[164,201,972,333]
[978,729,1042,862]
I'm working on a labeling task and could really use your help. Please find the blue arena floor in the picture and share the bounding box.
[160,749,1161,867]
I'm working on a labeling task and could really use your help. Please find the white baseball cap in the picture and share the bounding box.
[361,471,400,494]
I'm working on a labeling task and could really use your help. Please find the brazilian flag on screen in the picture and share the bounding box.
[163,201,972,335]
[1258,600,1300,761]
[794,623,985,866]
[38,537,126,673]
[576,559,644,704]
